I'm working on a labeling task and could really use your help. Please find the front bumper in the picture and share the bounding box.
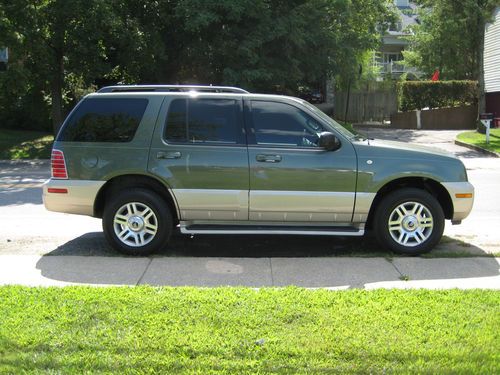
[441,182,475,221]
[43,179,106,216]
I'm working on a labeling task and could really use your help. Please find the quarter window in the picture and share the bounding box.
[164,99,241,144]
[250,101,324,147]
[58,98,148,142]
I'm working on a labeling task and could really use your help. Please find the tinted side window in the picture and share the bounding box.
[58,98,148,142]
[164,99,241,144]
[250,101,324,147]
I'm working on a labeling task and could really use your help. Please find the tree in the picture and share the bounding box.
[403,0,498,114]
[0,0,135,134]
[143,0,396,92]
[0,0,396,132]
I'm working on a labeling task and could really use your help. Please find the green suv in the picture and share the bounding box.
[43,85,474,255]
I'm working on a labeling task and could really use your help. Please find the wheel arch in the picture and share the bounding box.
[365,177,453,230]
[93,174,179,224]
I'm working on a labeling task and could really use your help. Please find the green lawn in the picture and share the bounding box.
[457,128,500,154]
[1,287,498,373]
[0,129,54,159]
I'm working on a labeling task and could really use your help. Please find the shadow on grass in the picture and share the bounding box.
[0,129,53,159]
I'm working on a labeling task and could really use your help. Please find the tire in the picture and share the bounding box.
[103,188,173,256]
[374,188,444,255]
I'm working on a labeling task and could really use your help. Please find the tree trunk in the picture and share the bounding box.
[51,50,64,136]
[344,77,351,123]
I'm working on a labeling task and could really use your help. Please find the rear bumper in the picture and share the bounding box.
[43,179,106,216]
[441,182,474,221]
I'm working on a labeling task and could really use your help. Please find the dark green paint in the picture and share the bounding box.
[55,92,469,202]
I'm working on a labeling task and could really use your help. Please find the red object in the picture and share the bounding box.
[431,69,440,81]
[51,149,68,179]
[47,188,68,194]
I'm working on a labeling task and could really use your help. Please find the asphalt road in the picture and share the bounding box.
[0,129,499,259]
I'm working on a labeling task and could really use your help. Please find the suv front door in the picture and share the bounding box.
[246,99,357,222]
[149,96,249,221]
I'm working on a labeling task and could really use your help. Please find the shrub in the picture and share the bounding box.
[397,80,477,112]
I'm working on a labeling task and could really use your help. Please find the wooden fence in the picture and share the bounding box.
[390,105,477,130]
[334,89,397,123]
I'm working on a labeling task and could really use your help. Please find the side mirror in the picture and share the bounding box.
[318,132,341,151]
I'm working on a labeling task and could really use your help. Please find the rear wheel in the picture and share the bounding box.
[374,188,444,255]
[103,188,173,255]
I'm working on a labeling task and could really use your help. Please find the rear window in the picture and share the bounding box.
[58,98,148,142]
[164,98,241,144]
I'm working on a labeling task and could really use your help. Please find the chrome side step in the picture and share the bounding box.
[180,224,364,236]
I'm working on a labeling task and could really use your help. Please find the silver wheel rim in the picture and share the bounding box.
[113,202,158,247]
[388,201,433,247]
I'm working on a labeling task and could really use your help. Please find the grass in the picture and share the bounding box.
[0,129,53,159]
[1,286,499,373]
[457,128,500,154]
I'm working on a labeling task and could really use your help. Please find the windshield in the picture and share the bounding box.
[299,100,357,140]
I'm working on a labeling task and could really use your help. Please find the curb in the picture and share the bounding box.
[454,140,499,158]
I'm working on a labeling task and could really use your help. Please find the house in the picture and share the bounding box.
[375,0,421,79]
[484,7,500,124]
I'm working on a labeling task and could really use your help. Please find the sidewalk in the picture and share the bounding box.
[1,254,499,289]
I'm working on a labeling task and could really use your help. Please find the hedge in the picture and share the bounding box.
[397,80,477,112]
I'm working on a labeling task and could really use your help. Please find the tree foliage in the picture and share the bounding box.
[0,0,396,133]
[0,0,132,132]
[403,0,498,80]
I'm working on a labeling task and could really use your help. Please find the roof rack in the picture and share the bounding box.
[97,85,249,94]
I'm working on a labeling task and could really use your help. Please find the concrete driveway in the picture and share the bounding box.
[1,129,499,289]
[354,127,486,158]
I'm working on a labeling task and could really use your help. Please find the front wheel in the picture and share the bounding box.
[103,188,173,256]
[374,188,444,255]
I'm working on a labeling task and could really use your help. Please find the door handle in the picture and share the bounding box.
[157,151,181,159]
[256,154,282,163]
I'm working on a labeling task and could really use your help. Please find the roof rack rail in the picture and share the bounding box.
[97,85,249,94]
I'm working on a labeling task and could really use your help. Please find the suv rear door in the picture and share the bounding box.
[149,95,249,221]
[245,99,357,222]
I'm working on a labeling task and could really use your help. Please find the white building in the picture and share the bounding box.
[375,0,421,78]
[484,7,500,121]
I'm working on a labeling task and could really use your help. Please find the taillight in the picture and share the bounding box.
[51,149,68,179]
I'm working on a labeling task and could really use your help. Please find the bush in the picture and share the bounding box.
[397,80,477,112]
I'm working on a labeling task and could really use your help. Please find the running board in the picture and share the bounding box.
[180,224,364,236]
